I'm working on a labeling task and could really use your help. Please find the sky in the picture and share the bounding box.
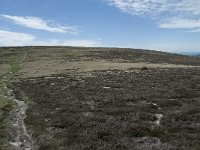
[0,0,200,52]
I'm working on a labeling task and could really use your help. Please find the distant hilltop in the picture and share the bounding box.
[180,52,200,57]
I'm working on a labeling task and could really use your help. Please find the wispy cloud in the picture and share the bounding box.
[31,39,101,47]
[1,14,79,34]
[189,28,200,33]
[106,0,171,16]
[0,30,35,46]
[57,40,100,47]
[159,17,200,30]
[0,30,100,47]
[105,0,200,32]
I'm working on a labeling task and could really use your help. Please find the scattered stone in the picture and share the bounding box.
[155,114,163,125]
[103,86,111,89]
[10,142,22,147]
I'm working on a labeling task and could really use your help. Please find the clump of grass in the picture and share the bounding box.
[141,66,148,70]
[159,99,182,108]
[124,125,165,139]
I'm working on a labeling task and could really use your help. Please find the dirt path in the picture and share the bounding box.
[9,96,35,150]
[0,51,36,150]
[1,74,35,150]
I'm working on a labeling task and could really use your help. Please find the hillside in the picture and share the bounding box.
[0,47,200,150]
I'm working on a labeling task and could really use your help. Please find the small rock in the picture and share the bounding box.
[10,142,22,147]
[103,87,111,89]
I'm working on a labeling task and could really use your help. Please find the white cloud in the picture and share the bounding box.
[107,0,170,16]
[0,30,35,46]
[105,0,200,32]
[1,14,78,34]
[60,40,100,47]
[30,39,100,47]
[189,28,200,33]
[134,42,200,52]
[106,0,200,16]
[159,18,200,30]
[0,30,100,47]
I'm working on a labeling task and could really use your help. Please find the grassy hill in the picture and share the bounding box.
[0,47,200,150]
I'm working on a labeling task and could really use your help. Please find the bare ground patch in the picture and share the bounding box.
[19,59,199,78]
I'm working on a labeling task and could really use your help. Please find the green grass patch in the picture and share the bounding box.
[0,96,7,109]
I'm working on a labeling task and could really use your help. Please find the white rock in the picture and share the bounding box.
[10,142,22,147]
[103,87,111,89]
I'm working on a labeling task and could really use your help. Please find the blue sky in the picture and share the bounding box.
[0,0,200,52]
